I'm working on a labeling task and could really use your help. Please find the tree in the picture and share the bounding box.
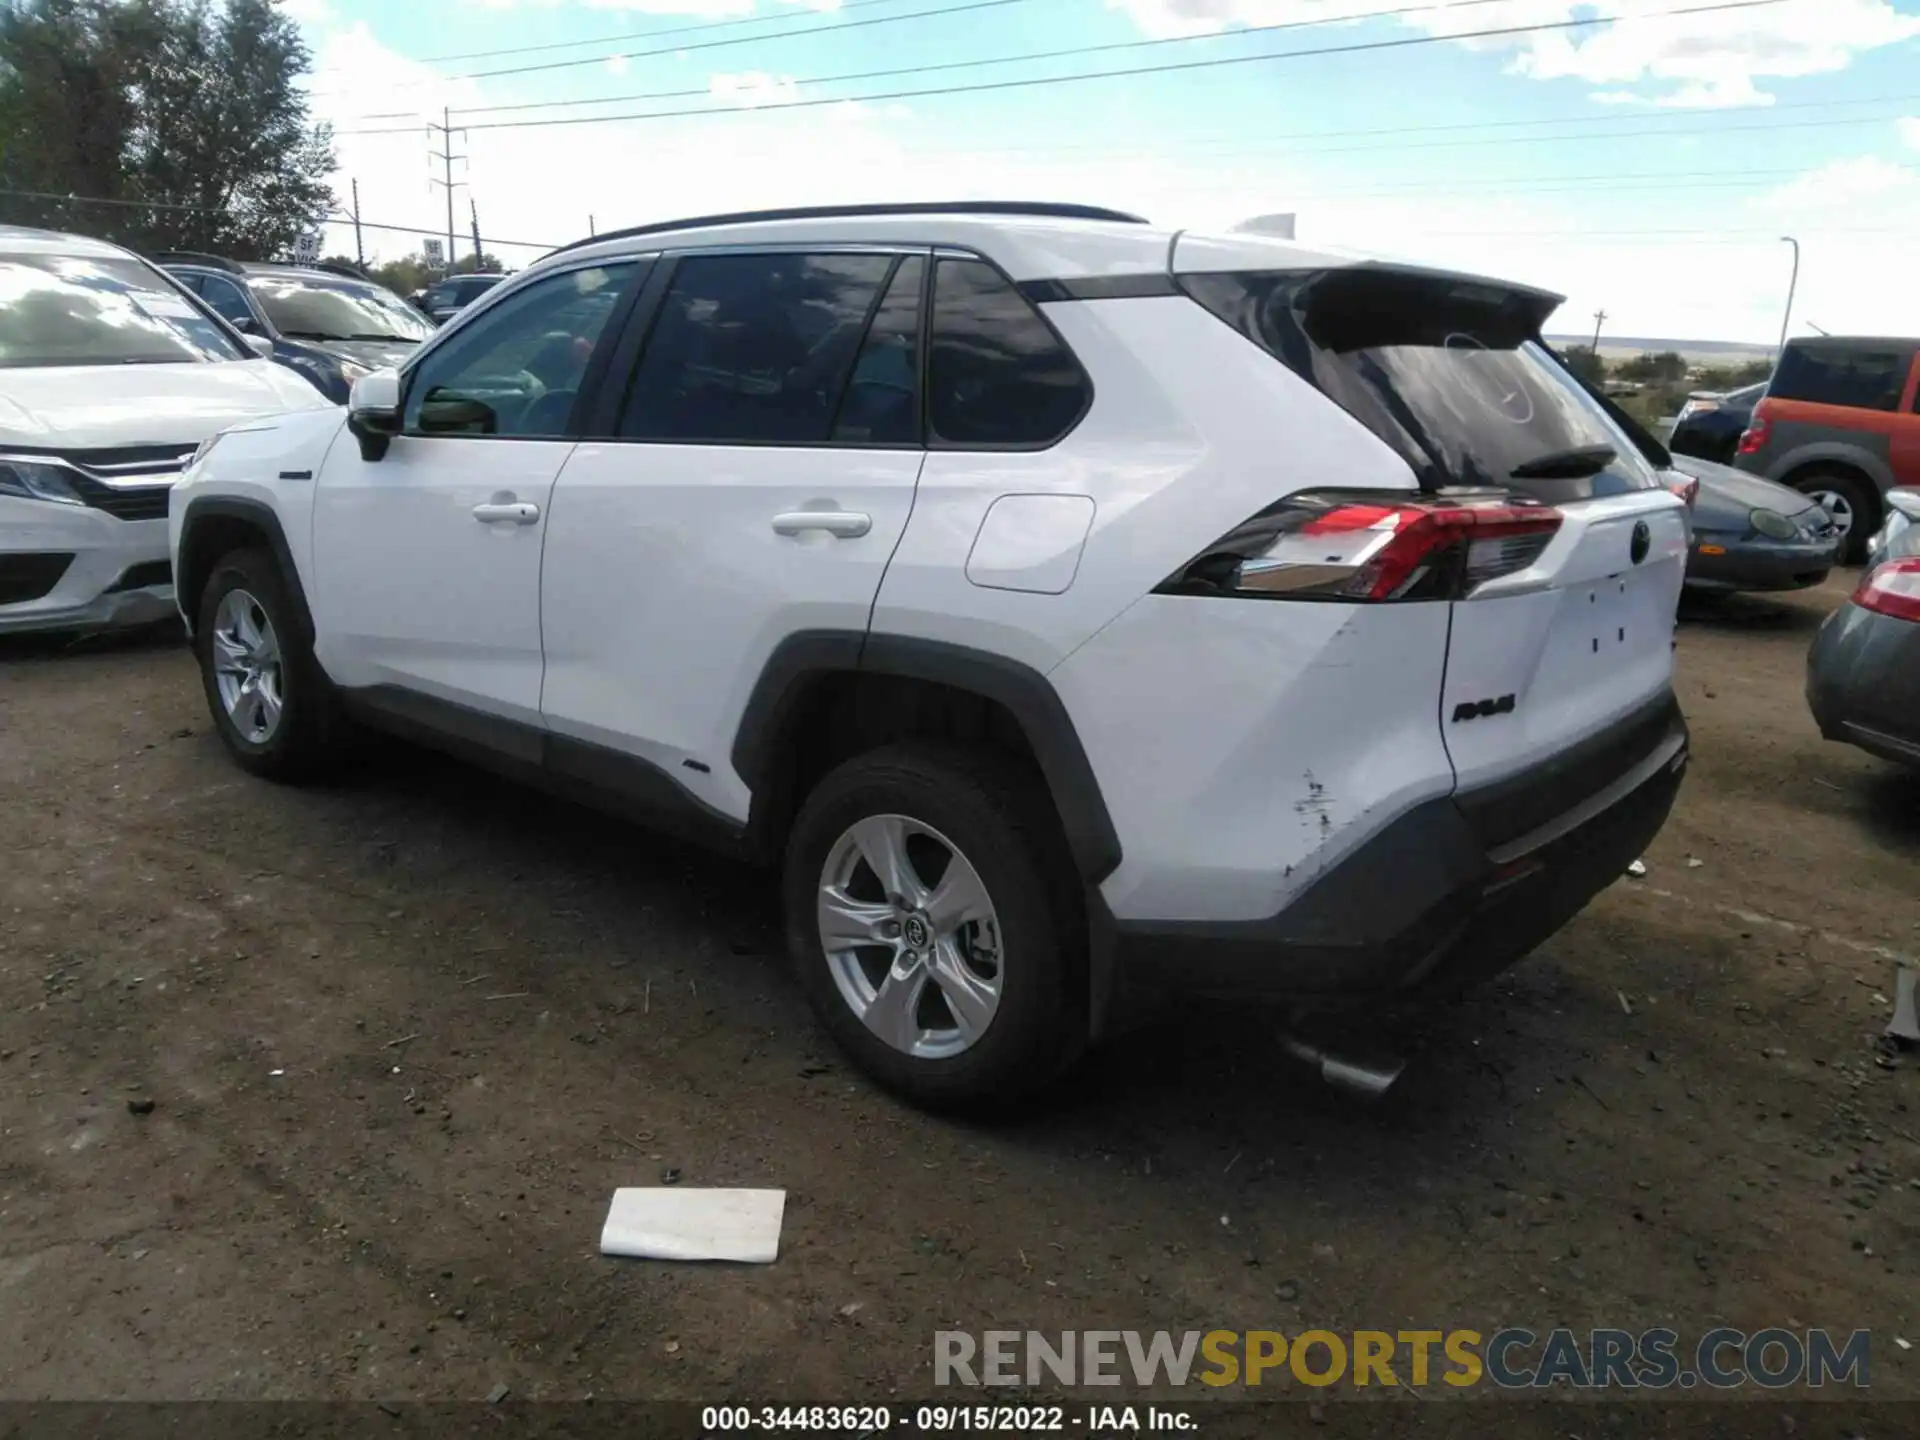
[0,0,333,256]
[1560,344,1606,384]
[1616,350,1688,385]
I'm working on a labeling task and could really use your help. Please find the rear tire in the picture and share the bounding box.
[1790,467,1879,566]
[195,548,346,780]
[782,742,1083,1112]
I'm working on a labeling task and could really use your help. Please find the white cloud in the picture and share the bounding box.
[1107,0,1920,107]
[1900,115,1920,149]
[606,53,631,74]
[1754,154,1919,211]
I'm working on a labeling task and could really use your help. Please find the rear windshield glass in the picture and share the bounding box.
[1769,343,1912,412]
[1182,267,1664,500]
[0,252,244,368]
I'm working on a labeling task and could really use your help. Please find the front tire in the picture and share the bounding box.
[783,743,1083,1111]
[195,548,345,780]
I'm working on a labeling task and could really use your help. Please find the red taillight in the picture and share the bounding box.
[1852,558,1920,623]
[1736,416,1771,456]
[1162,493,1563,603]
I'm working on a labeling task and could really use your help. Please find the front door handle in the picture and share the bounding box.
[772,510,871,539]
[473,501,540,525]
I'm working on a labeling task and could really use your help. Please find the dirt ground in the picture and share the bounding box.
[3,574,1918,1422]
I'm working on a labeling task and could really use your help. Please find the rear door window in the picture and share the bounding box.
[196,274,256,328]
[833,255,923,445]
[927,258,1090,448]
[1182,267,1665,501]
[1770,343,1912,412]
[617,251,897,445]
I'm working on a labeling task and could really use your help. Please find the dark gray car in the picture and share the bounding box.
[1807,497,1920,767]
[1675,452,1840,594]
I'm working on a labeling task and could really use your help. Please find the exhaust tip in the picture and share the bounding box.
[1283,1036,1407,1101]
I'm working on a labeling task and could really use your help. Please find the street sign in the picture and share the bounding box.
[422,237,445,266]
[293,230,322,264]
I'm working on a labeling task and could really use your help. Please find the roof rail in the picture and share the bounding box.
[545,200,1149,257]
[150,249,245,275]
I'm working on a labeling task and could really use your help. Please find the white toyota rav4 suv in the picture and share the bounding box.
[1,226,333,635]
[170,202,1689,1108]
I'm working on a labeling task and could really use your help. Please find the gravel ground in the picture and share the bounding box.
[2,575,1916,1428]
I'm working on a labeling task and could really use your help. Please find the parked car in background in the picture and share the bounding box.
[1866,487,1920,573]
[1670,380,1766,465]
[0,227,333,636]
[1807,507,1920,768]
[1733,336,1920,564]
[170,201,1690,1108]
[160,254,434,404]
[413,272,505,325]
[1672,452,1839,594]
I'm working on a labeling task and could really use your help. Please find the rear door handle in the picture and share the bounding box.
[772,510,871,539]
[473,501,540,525]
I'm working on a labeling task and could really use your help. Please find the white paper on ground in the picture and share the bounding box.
[600,1187,786,1263]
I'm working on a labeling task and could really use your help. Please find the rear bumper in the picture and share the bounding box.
[1807,602,1920,768]
[1101,692,1688,1009]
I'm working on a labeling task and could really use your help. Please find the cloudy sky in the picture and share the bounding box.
[290,0,1920,344]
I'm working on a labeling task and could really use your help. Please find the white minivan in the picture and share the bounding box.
[0,226,330,635]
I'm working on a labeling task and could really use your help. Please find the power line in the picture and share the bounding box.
[445,0,1519,118]
[408,0,931,68]
[443,0,1039,86]
[0,186,561,249]
[332,0,1788,137]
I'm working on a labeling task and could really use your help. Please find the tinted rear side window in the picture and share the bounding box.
[1770,343,1911,412]
[1183,268,1664,500]
[928,258,1089,447]
[832,255,923,445]
[619,251,896,444]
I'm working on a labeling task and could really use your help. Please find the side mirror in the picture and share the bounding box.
[418,394,498,435]
[243,334,274,358]
[346,368,403,462]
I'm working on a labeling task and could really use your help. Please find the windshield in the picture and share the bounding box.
[252,276,434,343]
[1182,267,1665,501]
[0,252,246,368]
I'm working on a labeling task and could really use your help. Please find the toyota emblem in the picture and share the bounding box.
[1630,520,1651,565]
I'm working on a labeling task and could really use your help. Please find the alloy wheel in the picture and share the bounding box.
[817,814,1003,1060]
[211,588,284,745]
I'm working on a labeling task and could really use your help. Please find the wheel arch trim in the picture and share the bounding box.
[175,495,314,645]
[731,629,1123,885]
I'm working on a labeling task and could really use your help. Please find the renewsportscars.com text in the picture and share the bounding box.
[934,1328,1871,1390]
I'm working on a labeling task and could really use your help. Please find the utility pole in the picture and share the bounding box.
[1590,308,1607,355]
[1777,236,1800,362]
[349,178,364,268]
[588,214,595,237]
[428,107,466,275]
[469,196,483,269]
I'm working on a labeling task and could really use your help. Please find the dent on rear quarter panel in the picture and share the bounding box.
[1049,593,1455,925]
